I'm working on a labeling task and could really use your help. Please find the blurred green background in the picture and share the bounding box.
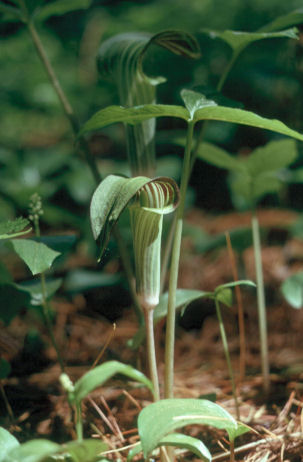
[1,0,303,233]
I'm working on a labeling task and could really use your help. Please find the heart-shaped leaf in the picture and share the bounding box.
[9,239,61,275]
[138,398,249,457]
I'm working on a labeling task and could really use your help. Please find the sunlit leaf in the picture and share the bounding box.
[0,427,19,462]
[181,89,216,120]
[34,0,92,21]
[72,360,153,405]
[203,27,298,53]
[281,272,303,309]
[259,8,303,32]
[138,398,249,457]
[9,239,61,275]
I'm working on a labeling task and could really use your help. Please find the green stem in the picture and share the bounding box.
[215,298,240,420]
[144,308,160,401]
[40,271,65,373]
[75,403,83,441]
[21,7,143,324]
[251,210,270,393]
[164,121,195,399]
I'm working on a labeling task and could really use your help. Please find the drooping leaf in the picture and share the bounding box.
[127,434,211,462]
[0,217,31,240]
[7,439,60,462]
[16,278,62,306]
[155,289,210,322]
[245,139,298,177]
[138,398,249,457]
[281,272,303,309]
[34,0,92,21]
[72,360,153,405]
[0,283,31,325]
[9,239,61,275]
[80,102,303,142]
[202,27,298,53]
[196,142,243,172]
[0,427,19,462]
[259,8,303,32]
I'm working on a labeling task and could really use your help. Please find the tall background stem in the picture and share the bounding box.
[251,210,270,393]
[164,121,194,399]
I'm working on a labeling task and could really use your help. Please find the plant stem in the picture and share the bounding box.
[40,271,65,373]
[75,403,83,441]
[164,121,195,399]
[21,9,143,324]
[215,298,240,420]
[217,50,241,93]
[0,382,15,424]
[144,307,160,401]
[251,210,270,393]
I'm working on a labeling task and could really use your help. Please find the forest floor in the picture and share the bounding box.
[1,208,303,461]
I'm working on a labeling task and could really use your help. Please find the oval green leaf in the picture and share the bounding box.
[9,239,61,276]
[7,439,60,462]
[73,360,153,405]
[60,439,107,462]
[138,398,249,457]
[281,272,303,309]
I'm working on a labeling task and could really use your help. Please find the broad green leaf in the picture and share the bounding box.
[0,358,11,379]
[97,31,199,175]
[34,0,92,21]
[181,89,216,120]
[0,283,31,325]
[215,288,233,307]
[281,272,303,309]
[229,170,283,205]
[259,8,303,33]
[7,439,60,462]
[9,239,61,275]
[138,398,248,457]
[127,434,211,462]
[203,27,298,53]
[16,278,62,306]
[192,105,303,141]
[60,439,107,462]
[0,427,19,462]
[0,217,31,240]
[246,139,298,177]
[72,360,153,405]
[197,142,243,172]
[80,102,303,142]
[79,104,189,139]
